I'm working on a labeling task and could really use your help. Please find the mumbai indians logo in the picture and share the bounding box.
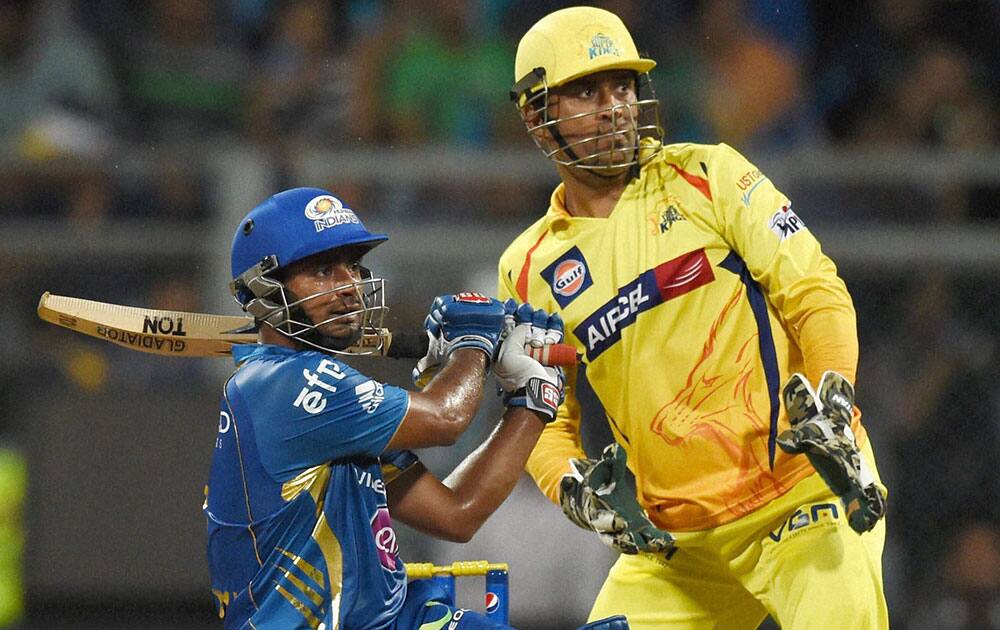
[304,194,360,233]
[485,592,500,614]
[588,33,620,59]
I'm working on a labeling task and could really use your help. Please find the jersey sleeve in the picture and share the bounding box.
[381,449,420,483]
[707,143,858,385]
[237,352,411,480]
[525,362,588,505]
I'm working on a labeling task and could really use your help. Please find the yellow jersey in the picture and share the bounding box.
[497,141,868,532]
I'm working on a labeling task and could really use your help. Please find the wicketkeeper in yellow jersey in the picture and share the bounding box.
[499,6,889,629]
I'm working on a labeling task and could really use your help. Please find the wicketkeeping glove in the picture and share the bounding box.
[560,443,674,555]
[494,301,565,422]
[412,293,506,386]
[777,371,887,534]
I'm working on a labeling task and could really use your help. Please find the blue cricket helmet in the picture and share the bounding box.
[230,187,388,303]
[228,187,390,355]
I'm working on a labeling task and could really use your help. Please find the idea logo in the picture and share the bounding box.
[370,507,398,571]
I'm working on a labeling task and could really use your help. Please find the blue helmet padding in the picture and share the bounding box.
[230,187,388,282]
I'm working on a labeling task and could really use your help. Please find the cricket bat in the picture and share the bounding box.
[37,292,579,365]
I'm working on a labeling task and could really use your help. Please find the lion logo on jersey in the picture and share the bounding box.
[647,196,687,234]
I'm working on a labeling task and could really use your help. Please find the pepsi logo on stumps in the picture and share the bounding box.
[485,592,501,614]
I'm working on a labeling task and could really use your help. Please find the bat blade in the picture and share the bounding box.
[38,292,258,357]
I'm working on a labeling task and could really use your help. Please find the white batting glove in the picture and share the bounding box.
[495,302,565,421]
[412,329,445,388]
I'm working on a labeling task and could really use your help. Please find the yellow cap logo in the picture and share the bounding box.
[588,33,620,60]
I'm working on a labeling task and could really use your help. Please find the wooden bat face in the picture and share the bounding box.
[38,292,258,357]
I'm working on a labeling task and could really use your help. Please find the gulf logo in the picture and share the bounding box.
[485,592,500,614]
[553,260,586,297]
[541,246,593,308]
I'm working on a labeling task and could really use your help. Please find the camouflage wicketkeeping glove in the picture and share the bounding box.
[559,443,674,555]
[777,371,887,534]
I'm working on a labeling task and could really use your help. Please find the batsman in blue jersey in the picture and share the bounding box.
[205,187,627,630]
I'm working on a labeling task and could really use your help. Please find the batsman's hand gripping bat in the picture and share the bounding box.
[37,293,579,366]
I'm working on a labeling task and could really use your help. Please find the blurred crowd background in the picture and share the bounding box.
[1,0,999,628]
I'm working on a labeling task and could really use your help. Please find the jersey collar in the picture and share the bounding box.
[547,183,571,219]
[231,343,297,365]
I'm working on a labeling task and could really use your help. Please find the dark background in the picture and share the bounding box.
[2,1,999,628]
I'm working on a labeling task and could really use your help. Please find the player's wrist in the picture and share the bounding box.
[502,376,561,422]
[448,337,495,365]
[448,345,491,365]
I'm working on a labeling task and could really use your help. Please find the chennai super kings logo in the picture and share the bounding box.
[304,194,360,232]
[588,33,620,59]
[647,197,687,234]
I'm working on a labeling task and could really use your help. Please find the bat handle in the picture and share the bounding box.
[524,343,578,367]
[384,331,578,366]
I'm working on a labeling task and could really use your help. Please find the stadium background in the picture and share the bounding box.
[2,0,999,628]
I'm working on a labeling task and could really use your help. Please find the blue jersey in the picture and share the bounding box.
[205,344,415,629]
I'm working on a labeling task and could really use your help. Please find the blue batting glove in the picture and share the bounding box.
[427,293,506,363]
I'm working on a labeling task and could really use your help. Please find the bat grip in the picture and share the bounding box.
[523,343,578,367]
[387,332,578,366]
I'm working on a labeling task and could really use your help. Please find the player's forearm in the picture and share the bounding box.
[796,304,858,386]
[439,407,546,541]
[406,349,488,446]
[526,414,587,505]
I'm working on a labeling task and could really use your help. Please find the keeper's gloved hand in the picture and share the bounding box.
[560,443,674,555]
[777,371,888,534]
[494,301,565,422]
[412,293,506,387]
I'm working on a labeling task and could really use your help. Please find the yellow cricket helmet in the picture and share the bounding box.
[511,6,656,104]
[510,6,662,173]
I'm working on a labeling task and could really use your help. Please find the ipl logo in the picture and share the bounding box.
[768,204,804,241]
